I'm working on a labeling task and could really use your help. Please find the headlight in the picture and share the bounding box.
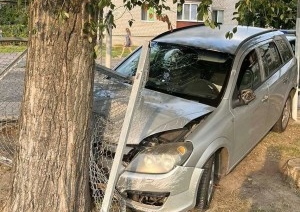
[125,142,193,174]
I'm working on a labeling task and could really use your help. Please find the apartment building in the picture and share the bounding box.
[111,0,238,46]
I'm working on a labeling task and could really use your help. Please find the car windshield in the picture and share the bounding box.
[115,42,233,106]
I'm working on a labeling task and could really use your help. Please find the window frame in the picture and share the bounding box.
[177,3,202,22]
[141,5,155,22]
[212,9,224,24]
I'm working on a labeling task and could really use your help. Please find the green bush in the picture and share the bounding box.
[0,24,28,38]
[0,3,28,38]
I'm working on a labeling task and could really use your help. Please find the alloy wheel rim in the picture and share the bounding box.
[207,161,215,202]
[282,100,290,128]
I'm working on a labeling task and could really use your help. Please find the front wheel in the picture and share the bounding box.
[195,154,217,211]
[272,96,291,133]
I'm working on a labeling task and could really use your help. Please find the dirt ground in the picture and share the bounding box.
[1,121,300,211]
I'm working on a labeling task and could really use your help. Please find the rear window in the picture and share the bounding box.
[258,42,282,78]
[275,37,293,63]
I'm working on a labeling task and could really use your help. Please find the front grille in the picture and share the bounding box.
[125,190,170,207]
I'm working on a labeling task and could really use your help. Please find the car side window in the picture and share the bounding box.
[258,42,282,78]
[288,39,296,54]
[115,48,141,78]
[237,50,262,91]
[274,37,293,63]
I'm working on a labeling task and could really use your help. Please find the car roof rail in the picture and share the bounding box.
[280,29,296,35]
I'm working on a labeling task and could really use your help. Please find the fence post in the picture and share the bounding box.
[105,24,112,68]
[292,0,300,121]
[101,41,150,211]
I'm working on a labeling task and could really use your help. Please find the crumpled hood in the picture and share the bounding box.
[93,84,215,145]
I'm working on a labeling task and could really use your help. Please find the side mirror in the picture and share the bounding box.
[239,89,256,104]
[232,88,256,108]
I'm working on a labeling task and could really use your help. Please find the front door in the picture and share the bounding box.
[231,49,270,164]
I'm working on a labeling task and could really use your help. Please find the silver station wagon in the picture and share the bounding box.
[93,25,297,211]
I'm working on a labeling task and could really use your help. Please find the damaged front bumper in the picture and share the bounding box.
[116,166,204,212]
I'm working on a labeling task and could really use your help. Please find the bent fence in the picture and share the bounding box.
[0,38,27,166]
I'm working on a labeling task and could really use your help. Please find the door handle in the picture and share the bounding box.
[261,95,269,102]
[283,77,289,84]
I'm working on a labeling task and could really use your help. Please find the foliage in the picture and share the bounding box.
[0,2,28,25]
[0,24,28,37]
[0,1,28,37]
[233,0,297,29]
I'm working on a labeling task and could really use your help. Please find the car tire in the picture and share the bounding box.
[272,96,291,133]
[195,154,216,211]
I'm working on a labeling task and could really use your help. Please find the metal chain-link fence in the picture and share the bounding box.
[90,70,130,211]
[90,45,149,211]
[0,38,27,166]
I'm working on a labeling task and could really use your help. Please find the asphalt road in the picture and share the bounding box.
[0,53,25,120]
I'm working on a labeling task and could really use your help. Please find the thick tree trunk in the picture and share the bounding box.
[5,1,96,211]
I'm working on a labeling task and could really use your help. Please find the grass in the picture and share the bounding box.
[0,45,27,53]
[0,44,136,57]
[95,45,137,58]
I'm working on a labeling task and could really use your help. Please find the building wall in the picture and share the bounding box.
[211,0,237,26]
[110,0,238,46]
[111,2,177,46]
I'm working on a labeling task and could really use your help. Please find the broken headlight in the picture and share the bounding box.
[125,142,193,174]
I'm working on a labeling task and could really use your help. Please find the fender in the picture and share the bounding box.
[195,137,231,171]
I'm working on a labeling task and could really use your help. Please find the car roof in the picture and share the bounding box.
[153,25,281,55]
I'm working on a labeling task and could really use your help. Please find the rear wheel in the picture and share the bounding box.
[272,96,291,133]
[195,154,216,211]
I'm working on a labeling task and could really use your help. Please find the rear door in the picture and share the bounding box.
[257,41,282,126]
[258,37,295,127]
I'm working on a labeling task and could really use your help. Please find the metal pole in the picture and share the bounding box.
[101,41,150,211]
[292,0,300,121]
[105,24,112,68]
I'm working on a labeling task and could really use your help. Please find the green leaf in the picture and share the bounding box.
[128,19,133,27]
[232,27,237,33]
[177,4,182,12]
[64,12,69,19]
[225,32,229,38]
[209,22,216,29]
[280,14,284,20]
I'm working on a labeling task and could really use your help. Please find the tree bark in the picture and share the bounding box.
[5,0,96,211]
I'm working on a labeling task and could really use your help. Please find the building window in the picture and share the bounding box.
[177,3,200,21]
[212,10,224,24]
[141,6,155,21]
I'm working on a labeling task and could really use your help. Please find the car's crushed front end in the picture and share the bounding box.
[117,162,203,211]
[90,82,215,211]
